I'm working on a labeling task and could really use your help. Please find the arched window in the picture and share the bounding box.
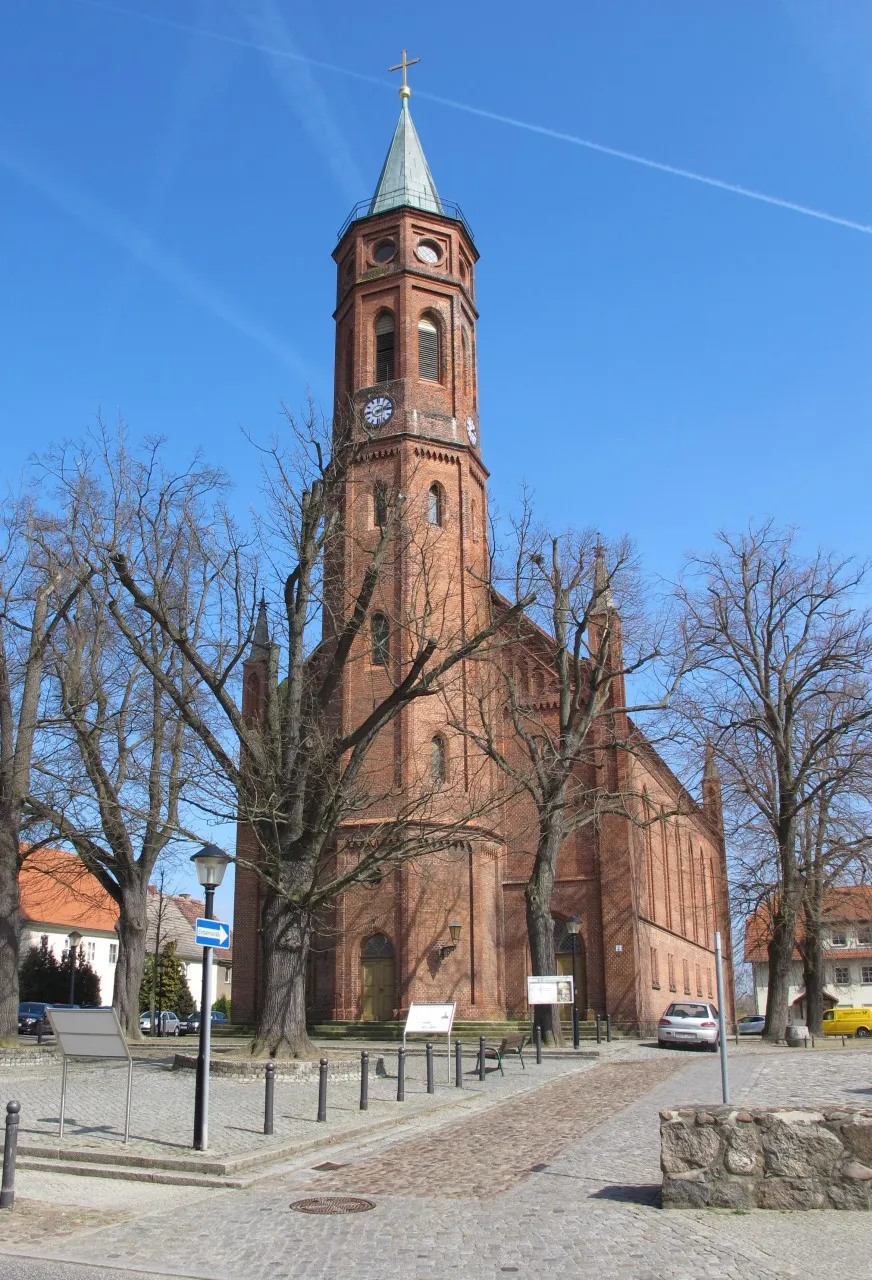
[361,933,395,959]
[418,314,440,381]
[428,483,443,527]
[371,613,389,666]
[430,735,447,786]
[375,312,395,383]
[374,483,388,528]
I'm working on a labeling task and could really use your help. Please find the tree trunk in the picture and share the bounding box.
[764,881,802,1042]
[253,893,316,1058]
[113,888,148,1038]
[525,816,564,1047]
[0,823,21,1044]
[802,897,825,1036]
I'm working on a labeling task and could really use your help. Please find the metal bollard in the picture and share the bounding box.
[360,1051,369,1111]
[605,1013,612,1043]
[478,1036,486,1082]
[317,1058,328,1122]
[572,1005,580,1051]
[263,1061,275,1136]
[595,1013,602,1044]
[397,1048,406,1102]
[455,1038,463,1088]
[534,1024,542,1064]
[1,1102,21,1210]
[426,1042,435,1094]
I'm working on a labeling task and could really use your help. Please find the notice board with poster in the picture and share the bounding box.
[526,975,574,1006]
[403,1002,457,1082]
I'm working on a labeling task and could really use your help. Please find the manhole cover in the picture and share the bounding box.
[290,1197,375,1215]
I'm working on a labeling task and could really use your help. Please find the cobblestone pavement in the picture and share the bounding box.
[4,1045,872,1278]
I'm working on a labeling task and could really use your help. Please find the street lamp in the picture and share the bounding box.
[566,916,581,1051]
[191,844,231,1151]
[438,921,462,960]
[67,931,83,1005]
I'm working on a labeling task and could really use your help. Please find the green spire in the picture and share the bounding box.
[369,99,443,218]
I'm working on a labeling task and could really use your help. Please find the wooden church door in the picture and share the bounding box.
[360,934,396,1022]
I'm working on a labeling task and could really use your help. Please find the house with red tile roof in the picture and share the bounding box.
[744,885,872,1023]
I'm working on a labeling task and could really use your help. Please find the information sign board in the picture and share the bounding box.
[47,1007,133,1143]
[194,917,230,948]
[403,1002,457,1083]
[526,975,574,1005]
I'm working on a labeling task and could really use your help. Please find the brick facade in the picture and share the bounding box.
[231,116,735,1033]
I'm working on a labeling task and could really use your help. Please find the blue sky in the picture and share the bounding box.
[4,1,872,916]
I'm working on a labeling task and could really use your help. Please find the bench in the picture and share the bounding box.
[474,1034,528,1075]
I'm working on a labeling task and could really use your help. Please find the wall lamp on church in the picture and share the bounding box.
[437,921,462,961]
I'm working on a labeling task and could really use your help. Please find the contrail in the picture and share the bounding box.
[69,0,872,238]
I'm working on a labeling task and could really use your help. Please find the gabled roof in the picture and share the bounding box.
[19,847,118,932]
[369,100,443,218]
[744,886,872,962]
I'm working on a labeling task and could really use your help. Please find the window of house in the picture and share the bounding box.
[374,484,388,528]
[862,966,872,984]
[667,953,676,992]
[835,966,851,985]
[86,941,96,963]
[223,967,231,984]
[830,929,848,948]
[375,312,395,383]
[428,483,443,527]
[650,947,660,989]
[695,964,703,996]
[683,958,690,995]
[858,924,872,946]
[418,314,440,381]
[109,943,118,964]
[430,735,447,786]
[371,613,390,667]
[40,934,49,948]
[707,970,713,999]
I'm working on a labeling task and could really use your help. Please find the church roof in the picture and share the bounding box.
[369,100,443,218]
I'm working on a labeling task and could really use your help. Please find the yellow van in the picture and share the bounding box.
[822,1007,872,1038]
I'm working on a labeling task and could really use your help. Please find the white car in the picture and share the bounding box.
[658,1001,720,1050]
[139,1011,180,1036]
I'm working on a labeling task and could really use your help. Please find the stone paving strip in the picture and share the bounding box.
[312,1057,681,1199]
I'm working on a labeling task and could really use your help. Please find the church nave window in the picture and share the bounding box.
[418,314,440,382]
[430,734,447,786]
[374,483,388,529]
[428,482,444,527]
[371,612,390,666]
[375,312,395,383]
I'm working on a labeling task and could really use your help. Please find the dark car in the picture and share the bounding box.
[178,1010,229,1035]
[17,1002,78,1034]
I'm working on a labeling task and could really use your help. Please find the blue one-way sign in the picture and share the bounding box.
[195,918,230,949]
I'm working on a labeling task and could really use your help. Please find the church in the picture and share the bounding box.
[232,66,734,1035]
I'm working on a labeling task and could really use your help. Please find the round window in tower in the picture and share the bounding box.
[372,239,396,264]
[416,239,442,265]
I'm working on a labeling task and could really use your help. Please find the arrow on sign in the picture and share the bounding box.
[194,918,230,949]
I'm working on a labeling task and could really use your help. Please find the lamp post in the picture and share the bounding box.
[191,844,231,1151]
[566,916,581,1051]
[67,931,83,1006]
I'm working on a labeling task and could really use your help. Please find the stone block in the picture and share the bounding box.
[842,1120,872,1166]
[758,1178,827,1211]
[724,1125,763,1176]
[762,1119,842,1178]
[828,1180,872,1211]
[660,1122,721,1174]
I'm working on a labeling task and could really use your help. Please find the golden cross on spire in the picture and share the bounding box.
[389,48,420,100]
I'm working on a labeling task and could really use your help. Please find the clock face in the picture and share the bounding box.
[466,416,478,446]
[364,395,394,428]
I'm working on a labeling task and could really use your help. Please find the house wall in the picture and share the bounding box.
[20,924,118,1006]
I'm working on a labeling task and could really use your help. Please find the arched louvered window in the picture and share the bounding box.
[371,613,389,666]
[428,483,443,527]
[361,933,395,959]
[418,314,440,382]
[374,484,388,528]
[375,312,395,383]
[430,735,447,786]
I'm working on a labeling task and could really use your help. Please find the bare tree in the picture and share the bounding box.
[455,512,678,1045]
[105,411,529,1056]
[676,522,872,1041]
[0,491,89,1042]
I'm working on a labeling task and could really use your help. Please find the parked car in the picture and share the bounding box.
[139,1010,181,1036]
[737,1014,766,1036]
[178,1010,229,1035]
[17,1002,78,1034]
[658,1001,720,1050]
[822,1006,872,1038]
